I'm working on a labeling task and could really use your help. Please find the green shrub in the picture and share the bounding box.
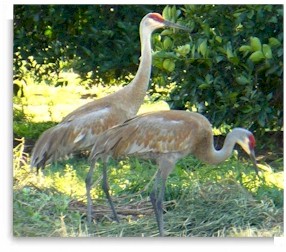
[152,5,283,136]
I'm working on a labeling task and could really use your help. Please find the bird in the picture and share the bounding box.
[30,13,191,172]
[88,110,259,236]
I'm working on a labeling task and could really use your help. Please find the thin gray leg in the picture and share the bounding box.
[150,170,166,236]
[85,161,96,224]
[102,161,119,222]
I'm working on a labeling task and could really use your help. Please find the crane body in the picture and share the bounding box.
[88,110,258,236]
[30,13,191,171]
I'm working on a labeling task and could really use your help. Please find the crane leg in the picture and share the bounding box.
[150,157,175,236]
[85,161,96,224]
[150,170,166,237]
[102,161,120,222]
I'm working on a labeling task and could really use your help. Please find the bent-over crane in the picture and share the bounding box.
[88,110,259,236]
[30,13,191,171]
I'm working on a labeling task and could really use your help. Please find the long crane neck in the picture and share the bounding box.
[205,131,239,165]
[133,26,153,89]
[118,25,153,117]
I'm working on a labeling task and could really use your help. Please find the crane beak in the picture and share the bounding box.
[163,20,192,32]
[249,149,259,176]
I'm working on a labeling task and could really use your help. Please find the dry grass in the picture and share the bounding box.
[63,179,283,237]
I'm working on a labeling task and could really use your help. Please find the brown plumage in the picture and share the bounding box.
[88,110,258,236]
[30,13,191,171]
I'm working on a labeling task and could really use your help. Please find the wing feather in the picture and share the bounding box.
[31,105,128,169]
[90,110,211,161]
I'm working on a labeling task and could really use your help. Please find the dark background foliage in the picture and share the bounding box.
[14,5,163,82]
[13,4,283,136]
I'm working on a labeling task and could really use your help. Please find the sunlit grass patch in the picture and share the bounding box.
[13,187,88,237]
[138,100,170,114]
[15,83,92,122]
[166,179,283,237]
[227,225,283,237]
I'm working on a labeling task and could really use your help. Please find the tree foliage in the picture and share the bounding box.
[152,5,283,134]
[14,5,162,82]
[13,5,283,135]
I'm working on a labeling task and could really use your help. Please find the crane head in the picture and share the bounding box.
[234,128,259,175]
[142,13,191,32]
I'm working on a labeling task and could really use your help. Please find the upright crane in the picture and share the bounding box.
[30,13,190,171]
[88,110,259,236]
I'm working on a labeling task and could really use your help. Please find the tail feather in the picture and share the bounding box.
[30,123,92,170]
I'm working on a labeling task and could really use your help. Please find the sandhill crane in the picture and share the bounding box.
[30,13,191,171]
[88,110,259,236]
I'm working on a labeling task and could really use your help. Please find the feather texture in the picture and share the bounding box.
[89,110,213,163]
[31,103,129,169]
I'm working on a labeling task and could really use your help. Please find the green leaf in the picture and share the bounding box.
[226,41,234,58]
[81,46,92,56]
[205,74,213,83]
[241,105,253,114]
[160,29,173,36]
[171,5,178,18]
[262,44,273,59]
[228,92,239,102]
[265,65,280,76]
[269,16,278,23]
[239,45,251,52]
[233,12,242,18]
[268,37,281,47]
[236,76,250,85]
[240,96,250,102]
[250,37,262,51]
[44,26,53,38]
[175,44,190,57]
[163,37,173,50]
[249,51,265,63]
[228,56,240,65]
[215,55,224,63]
[215,36,222,43]
[191,44,196,58]
[163,59,175,72]
[198,39,208,58]
[266,93,273,101]
[198,83,210,90]
[258,113,266,127]
[162,6,171,20]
